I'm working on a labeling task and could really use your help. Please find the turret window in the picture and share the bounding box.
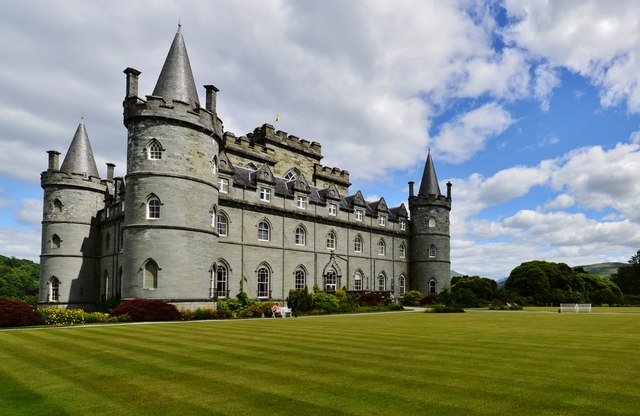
[429,245,437,258]
[54,199,63,213]
[216,263,228,298]
[48,277,60,302]
[217,212,228,236]
[147,140,163,160]
[51,234,61,249]
[143,260,158,290]
[429,279,437,294]
[429,217,436,228]
[147,197,161,219]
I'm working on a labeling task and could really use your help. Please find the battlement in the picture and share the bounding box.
[408,194,452,210]
[123,95,217,135]
[313,163,351,194]
[41,170,107,193]
[249,124,322,160]
[222,131,276,165]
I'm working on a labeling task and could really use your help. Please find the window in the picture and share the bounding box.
[257,267,270,298]
[218,178,229,193]
[399,243,406,259]
[328,203,337,216]
[148,140,162,160]
[325,268,337,291]
[51,234,61,249]
[144,260,158,289]
[284,169,298,181]
[295,226,306,246]
[355,210,363,221]
[326,231,336,250]
[54,199,63,213]
[216,264,228,298]
[354,271,363,290]
[295,268,306,290]
[377,239,386,256]
[258,220,270,241]
[353,235,363,253]
[429,217,436,228]
[399,275,406,295]
[378,274,386,291]
[104,270,110,299]
[147,197,161,219]
[400,220,406,231]
[296,196,307,209]
[211,156,217,175]
[429,244,437,258]
[379,215,386,227]
[260,188,271,202]
[49,277,60,302]
[217,212,228,236]
[429,279,437,295]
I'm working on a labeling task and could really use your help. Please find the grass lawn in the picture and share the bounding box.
[1,311,639,415]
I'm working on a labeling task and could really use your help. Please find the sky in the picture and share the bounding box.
[2,0,640,279]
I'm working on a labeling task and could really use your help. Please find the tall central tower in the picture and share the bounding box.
[121,27,223,306]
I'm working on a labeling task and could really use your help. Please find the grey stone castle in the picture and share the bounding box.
[38,28,452,309]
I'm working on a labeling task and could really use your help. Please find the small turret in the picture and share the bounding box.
[60,121,100,178]
[417,152,441,197]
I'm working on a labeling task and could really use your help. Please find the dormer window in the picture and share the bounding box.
[296,196,307,209]
[260,188,271,202]
[400,220,406,231]
[355,210,363,221]
[379,215,386,227]
[284,169,298,181]
[328,203,337,216]
[147,140,163,160]
[218,178,229,193]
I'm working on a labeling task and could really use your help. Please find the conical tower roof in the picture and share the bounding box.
[417,152,441,197]
[60,120,100,178]
[152,25,200,109]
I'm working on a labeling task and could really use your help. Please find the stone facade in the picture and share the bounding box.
[38,28,452,310]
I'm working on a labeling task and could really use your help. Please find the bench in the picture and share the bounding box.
[271,306,292,318]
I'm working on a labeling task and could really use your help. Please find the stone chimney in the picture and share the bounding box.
[47,150,61,171]
[204,85,219,114]
[124,67,142,98]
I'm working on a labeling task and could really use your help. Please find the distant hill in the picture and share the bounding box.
[574,262,626,279]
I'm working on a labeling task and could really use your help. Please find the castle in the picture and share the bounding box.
[38,28,452,310]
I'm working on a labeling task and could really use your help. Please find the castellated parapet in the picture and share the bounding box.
[313,164,351,194]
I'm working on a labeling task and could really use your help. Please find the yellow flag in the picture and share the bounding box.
[275,114,280,122]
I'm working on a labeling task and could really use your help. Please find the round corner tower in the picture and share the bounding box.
[121,28,222,306]
[408,152,451,295]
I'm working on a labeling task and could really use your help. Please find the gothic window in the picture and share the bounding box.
[260,188,271,202]
[353,235,363,253]
[429,279,437,295]
[379,215,387,227]
[218,178,229,193]
[217,212,228,236]
[295,226,306,246]
[296,196,307,210]
[49,277,60,302]
[143,260,158,289]
[353,271,363,290]
[399,275,406,295]
[377,239,386,256]
[295,268,306,290]
[258,220,270,241]
[399,243,406,259]
[147,140,163,160]
[328,203,337,216]
[257,267,270,298]
[147,196,161,219]
[378,273,386,291]
[325,268,337,291]
[284,169,298,181]
[216,263,228,298]
[429,217,436,228]
[326,231,336,250]
[54,198,63,213]
[429,244,437,258]
[51,234,61,249]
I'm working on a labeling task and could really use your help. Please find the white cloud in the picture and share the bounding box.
[17,198,42,230]
[543,194,574,211]
[0,227,40,262]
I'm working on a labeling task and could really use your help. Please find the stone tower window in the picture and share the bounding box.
[147,197,161,219]
[295,268,306,290]
[429,279,437,294]
[429,244,437,258]
[215,263,228,298]
[217,212,228,236]
[353,235,363,253]
[295,226,306,246]
[143,260,158,289]
[257,267,270,298]
[54,198,63,213]
[377,239,386,256]
[51,234,61,249]
[211,156,217,175]
[258,220,270,241]
[48,276,60,302]
[399,275,406,295]
[326,231,337,250]
[429,217,436,228]
[147,139,163,160]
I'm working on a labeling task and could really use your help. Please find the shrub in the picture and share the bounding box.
[313,292,340,313]
[38,308,86,326]
[358,292,383,306]
[110,298,181,322]
[420,294,439,306]
[180,309,196,321]
[388,304,405,311]
[194,308,218,320]
[287,286,314,314]
[0,297,42,327]
[84,312,109,323]
[401,290,424,306]
[428,305,465,313]
[215,308,233,319]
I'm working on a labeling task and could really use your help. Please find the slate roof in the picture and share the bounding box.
[60,121,100,178]
[418,152,442,197]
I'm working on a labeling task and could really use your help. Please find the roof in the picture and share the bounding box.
[418,152,442,197]
[60,121,100,178]
[152,26,200,109]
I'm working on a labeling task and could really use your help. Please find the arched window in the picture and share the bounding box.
[148,140,163,160]
[353,271,363,291]
[54,198,63,213]
[326,231,336,250]
[257,267,270,298]
[295,226,306,246]
[295,268,306,290]
[399,243,406,259]
[49,277,60,302]
[144,260,158,289]
[325,268,337,291]
[258,220,270,241]
[429,217,436,228]
[353,235,363,253]
[217,212,228,236]
[378,273,386,291]
[399,275,406,295]
[377,239,386,256]
[429,279,437,294]
[429,244,437,258]
[147,197,161,219]
[216,263,228,298]
[51,234,61,249]
[284,169,299,181]
[104,270,110,299]
[211,156,217,175]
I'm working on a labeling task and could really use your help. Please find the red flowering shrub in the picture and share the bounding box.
[110,298,181,322]
[0,297,42,327]
[420,294,439,306]
[358,292,383,306]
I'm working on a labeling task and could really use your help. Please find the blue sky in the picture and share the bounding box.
[2,0,640,278]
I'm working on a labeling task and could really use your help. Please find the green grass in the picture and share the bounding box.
[1,311,639,415]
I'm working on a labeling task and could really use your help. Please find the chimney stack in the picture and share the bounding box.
[47,150,61,171]
[204,85,219,114]
[124,67,142,98]
[106,163,115,181]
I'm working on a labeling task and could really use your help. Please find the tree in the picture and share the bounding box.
[451,276,497,304]
[629,250,640,265]
[611,263,640,295]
